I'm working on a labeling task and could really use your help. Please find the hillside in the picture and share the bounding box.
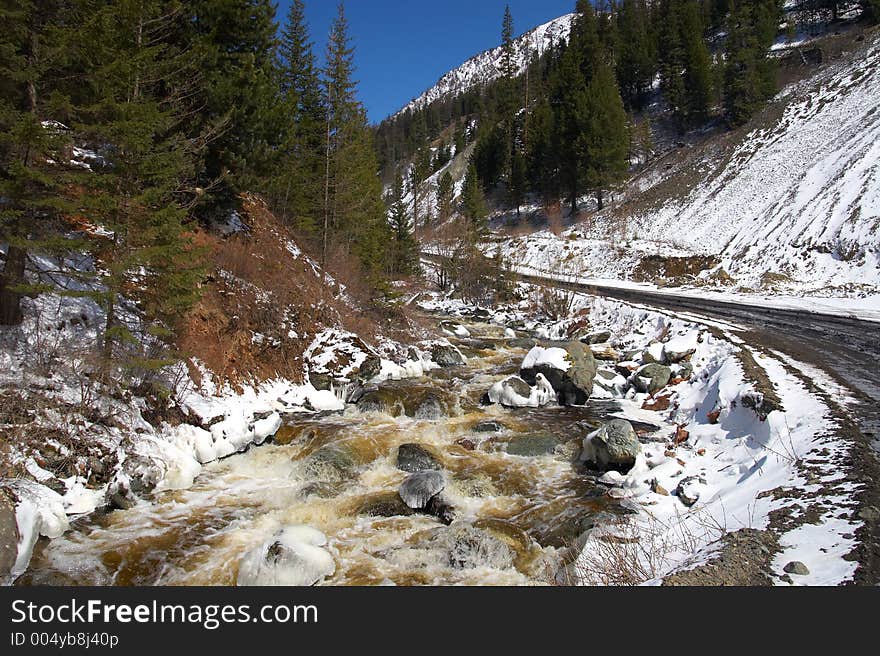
[485,27,879,301]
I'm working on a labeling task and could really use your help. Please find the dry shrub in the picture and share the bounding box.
[565,510,728,586]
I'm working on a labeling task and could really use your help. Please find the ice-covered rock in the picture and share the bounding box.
[399,471,446,509]
[486,374,555,408]
[236,526,335,587]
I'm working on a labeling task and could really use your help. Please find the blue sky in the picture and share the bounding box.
[276,0,577,123]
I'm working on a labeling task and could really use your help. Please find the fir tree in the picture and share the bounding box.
[322,3,389,283]
[461,163,488,240]
[77,0,205,357]
[580,62,630,211]
[0,0,72,325]
[437,170,454,223]
[386,169,418,278]
[616,0,656,109]
[275,0,325,236]
[724,0,781,126]
[182,0,281,217]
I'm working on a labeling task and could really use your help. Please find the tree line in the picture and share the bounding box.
[1,1,393,364]
[379,0,878,223]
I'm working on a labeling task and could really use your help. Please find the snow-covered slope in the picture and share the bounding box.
[495,32,880,299]
[395,13,575,118]
[638,33,880,293]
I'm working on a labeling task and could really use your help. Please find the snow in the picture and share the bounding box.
[522,345,571,372]
[236,525,335,587]
[10,481,69,580]
[487,374,555,408]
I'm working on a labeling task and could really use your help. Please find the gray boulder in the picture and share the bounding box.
[431,344,465,367]
[399,471,446,509]
[632,363,673,394]
[520,341,597,406]
[582,419,641,471]
[396,444,442,473]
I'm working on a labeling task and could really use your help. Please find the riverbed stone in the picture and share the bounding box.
[356,492,416,518]
[399,471,446,509]
[236,527,335,587]
[396,444,442,473]
[582,419,641,471]
[431,344,465,367]
[520,341,597,406]
[413,394,446,420]
[302,444,357,483]
[472,420,507,433]
[505,434,559,457]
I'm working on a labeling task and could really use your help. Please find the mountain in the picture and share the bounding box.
[393,13,575,119]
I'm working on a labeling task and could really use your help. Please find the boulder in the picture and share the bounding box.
[356,492,416,518]
[236,526,335,587]
[783,561,810,576]
[443,522,516,570]
[580,330,612,345]
[505,434,559,457]
[582,419,641,471]
[520,341,597,406]
[431,344,465,367]
[301,444,357,483]
[632,363,673,394]
[396,444,442,473]
[472,420,507,433]
[413,394,446,420]
[399,471,446,509]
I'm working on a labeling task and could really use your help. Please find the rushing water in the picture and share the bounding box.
[20,320,627,586]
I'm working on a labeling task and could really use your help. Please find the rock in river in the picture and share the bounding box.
[399,471,446,509]
[520,341,597,406]
[582,419,641,471]
[431,343,465,367]
[396,444,442,473]
[236,526,335,587]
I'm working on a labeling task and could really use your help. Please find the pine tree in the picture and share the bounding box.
[0,0,72,325]
[181,0,281,218]
[461,163,488,240]
[322,3,389,283]
[437,170,454,223]
[658,0,715,128]
[724,0,781,126]
[275,0,325,236]
[681,1,715,124]
[580,62,631,211]
[616,0,656,109]
[386,169,418,278]
[76,0,205,357]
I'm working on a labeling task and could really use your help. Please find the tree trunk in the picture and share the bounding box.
[570,187,578,217]
[0,246,27,326]
[597,189,604,212]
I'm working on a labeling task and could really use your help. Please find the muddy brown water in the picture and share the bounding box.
[20,321,626,586]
